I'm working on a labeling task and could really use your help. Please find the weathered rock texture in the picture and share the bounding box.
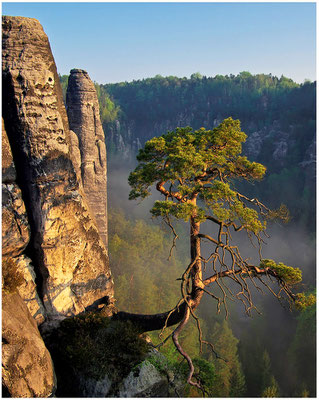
[2,118,30,258]
[2,15,113,319]
[66,69,108,247]
[2,118,46,325]
[119,360,168,397]
[2,291,56,397]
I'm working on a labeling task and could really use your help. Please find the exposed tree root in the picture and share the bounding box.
[172,306,202,390]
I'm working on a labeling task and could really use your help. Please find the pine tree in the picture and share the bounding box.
[260,350,280,397]
[113,118,313,388]
[208,320,246,397]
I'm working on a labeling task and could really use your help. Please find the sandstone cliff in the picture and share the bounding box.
[2,119,30,260]
[2,119,46,324]
[2,15,113,320]
[2,15,114,397]
[66,69,108,248]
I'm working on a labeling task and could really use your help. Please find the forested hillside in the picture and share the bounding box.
[101,72,316,232]
[104,73,316,397]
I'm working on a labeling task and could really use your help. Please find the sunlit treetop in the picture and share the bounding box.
[130,118,265,192]
[129,118,282,235]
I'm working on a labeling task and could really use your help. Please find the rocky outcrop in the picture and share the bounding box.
[13,254,47,323]
[46,316,183,399]
[244,130,264,160]
[78,375,112,398]
[119,359,169,397]
[66,69,108,247]
[2,15,113,320]
[1,14,192,400]
[117,349,184,397]
[273,132,289,161]
[299,139,316,185]
[2,291,56,397]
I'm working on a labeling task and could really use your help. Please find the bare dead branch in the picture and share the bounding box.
[164,216,179,260]
[198,233,219,245]
[202,340,228,362]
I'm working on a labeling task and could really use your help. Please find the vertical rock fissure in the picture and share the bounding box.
[2,77,49,308]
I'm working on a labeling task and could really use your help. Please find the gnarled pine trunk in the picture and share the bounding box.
[113,214,204,333]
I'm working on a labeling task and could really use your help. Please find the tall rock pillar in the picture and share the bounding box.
[2,16,113,319]
[66,69,108,248]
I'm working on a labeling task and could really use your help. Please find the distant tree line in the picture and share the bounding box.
[103,71,314,135]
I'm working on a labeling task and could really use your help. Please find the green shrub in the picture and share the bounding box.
[46,312,150,396]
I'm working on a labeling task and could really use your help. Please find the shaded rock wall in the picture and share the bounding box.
[2,118,30,258]
[2,15,113,320]
[66,69,108,248]
[2,119,46,324]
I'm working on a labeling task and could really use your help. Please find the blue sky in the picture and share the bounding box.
[2,2,316,84]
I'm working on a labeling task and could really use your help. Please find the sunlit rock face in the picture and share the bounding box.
[66,68,108,248]
[2,292,56,397]
[2,16,114,319]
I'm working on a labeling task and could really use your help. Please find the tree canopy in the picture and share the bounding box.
[125,117,314,389]
[129,118,267,225]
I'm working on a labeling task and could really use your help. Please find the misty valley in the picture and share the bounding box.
[101,74,315,397]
